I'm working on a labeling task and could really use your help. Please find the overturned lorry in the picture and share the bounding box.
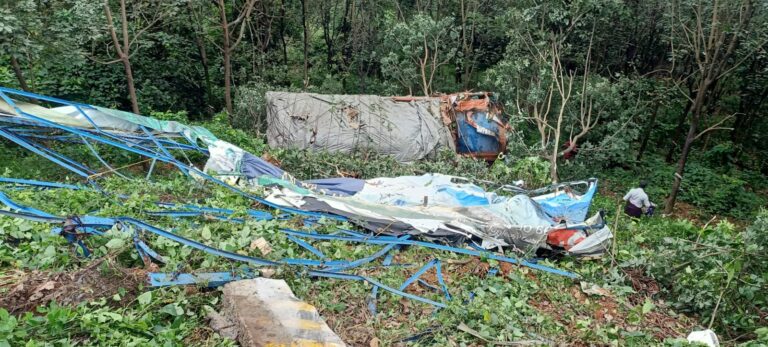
[266,91,507,162]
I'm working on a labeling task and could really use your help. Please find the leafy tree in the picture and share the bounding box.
[215,0,258,116]
[0,1,40,91]
[101,0,179,114]
[380,14,458,96]
[664,0,763,214]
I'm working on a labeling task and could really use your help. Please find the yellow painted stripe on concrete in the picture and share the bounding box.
[280,318,323,330]
[272,300,318,312]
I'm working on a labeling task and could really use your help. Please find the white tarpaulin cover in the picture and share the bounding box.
[266,92,455,162]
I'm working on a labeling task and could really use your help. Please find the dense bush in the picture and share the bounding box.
[563,156,766,219]
[680,163,766,219]
[232,83,278,133]
[490,155,551,188]
[619,211,768,340]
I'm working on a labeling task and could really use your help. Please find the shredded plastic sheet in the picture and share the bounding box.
[532,180,598,223]
[355,174,498,207]
[0,87,618,313]
[249,174,605,250]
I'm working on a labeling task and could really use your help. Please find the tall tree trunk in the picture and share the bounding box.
[10,56,30,91]
[217,0,233,115]
[122,58,139,114]
[320,2,334,68]
[188,2,212,110]
[457,0,467,85]
[550,102,567,184]
[665,84,707,214]
[665,98,692,162]
[301,0,309,89]
[457,0,477,88]
[104,0,140,114]
[664,0,756,213]
[198,40,213,110]
[118,0,139,114]
[636,101,659,161]
[279,0,288,68]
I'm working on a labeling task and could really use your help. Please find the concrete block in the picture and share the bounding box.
[220,278,346,347]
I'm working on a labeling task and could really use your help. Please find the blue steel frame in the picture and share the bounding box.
[0,87,581,311]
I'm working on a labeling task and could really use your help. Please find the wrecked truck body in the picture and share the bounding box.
[266,91,509,162]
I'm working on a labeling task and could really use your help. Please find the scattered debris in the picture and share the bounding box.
[0,87,623,340]
[687,329,720,347]
[624,268,661,304]
[0,86,608,258]
[259,268,276,278]
[446,92,507,161]
[457,322,549,346]
[580,282,612,297]
[249,237,272,255]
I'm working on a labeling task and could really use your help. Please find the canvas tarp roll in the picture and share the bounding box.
[266,92,455,162]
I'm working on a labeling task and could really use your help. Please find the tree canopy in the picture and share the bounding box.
[2,0,767,212]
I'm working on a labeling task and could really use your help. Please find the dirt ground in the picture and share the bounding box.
[0,257,145,314]
[529,267,695,345]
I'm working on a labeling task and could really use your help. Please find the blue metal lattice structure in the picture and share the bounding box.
[0,87,581,312]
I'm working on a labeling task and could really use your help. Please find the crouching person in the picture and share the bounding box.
[623,180,654,218]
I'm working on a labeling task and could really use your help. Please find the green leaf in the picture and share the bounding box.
[43,245,56,258]
[201,226,211,240]
[17,221,33,232]
[160,303,184,317]
[137,291,152,306]
[755,327,768,339]
[102,312,122,322]
[642,300,655,314]
[105,238,125,249]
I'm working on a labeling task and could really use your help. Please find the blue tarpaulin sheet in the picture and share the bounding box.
[241,153,285,178]
[533,181,597,223]
[304,178,365,196]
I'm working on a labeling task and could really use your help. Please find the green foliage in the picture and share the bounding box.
[149,110,189,123]
[1,0,768,345]
[664,161,766,219]
[575,77,647,166]
[1,138,766,345]
[269,147,537,187]
[0,291,232,346]
[614,213,768,338]
[197,113,268,154]
[703,142,736,167]
[491,156,551,188]
[566,156,766,219]
[233,82,282,133]
[380,14,458,95]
